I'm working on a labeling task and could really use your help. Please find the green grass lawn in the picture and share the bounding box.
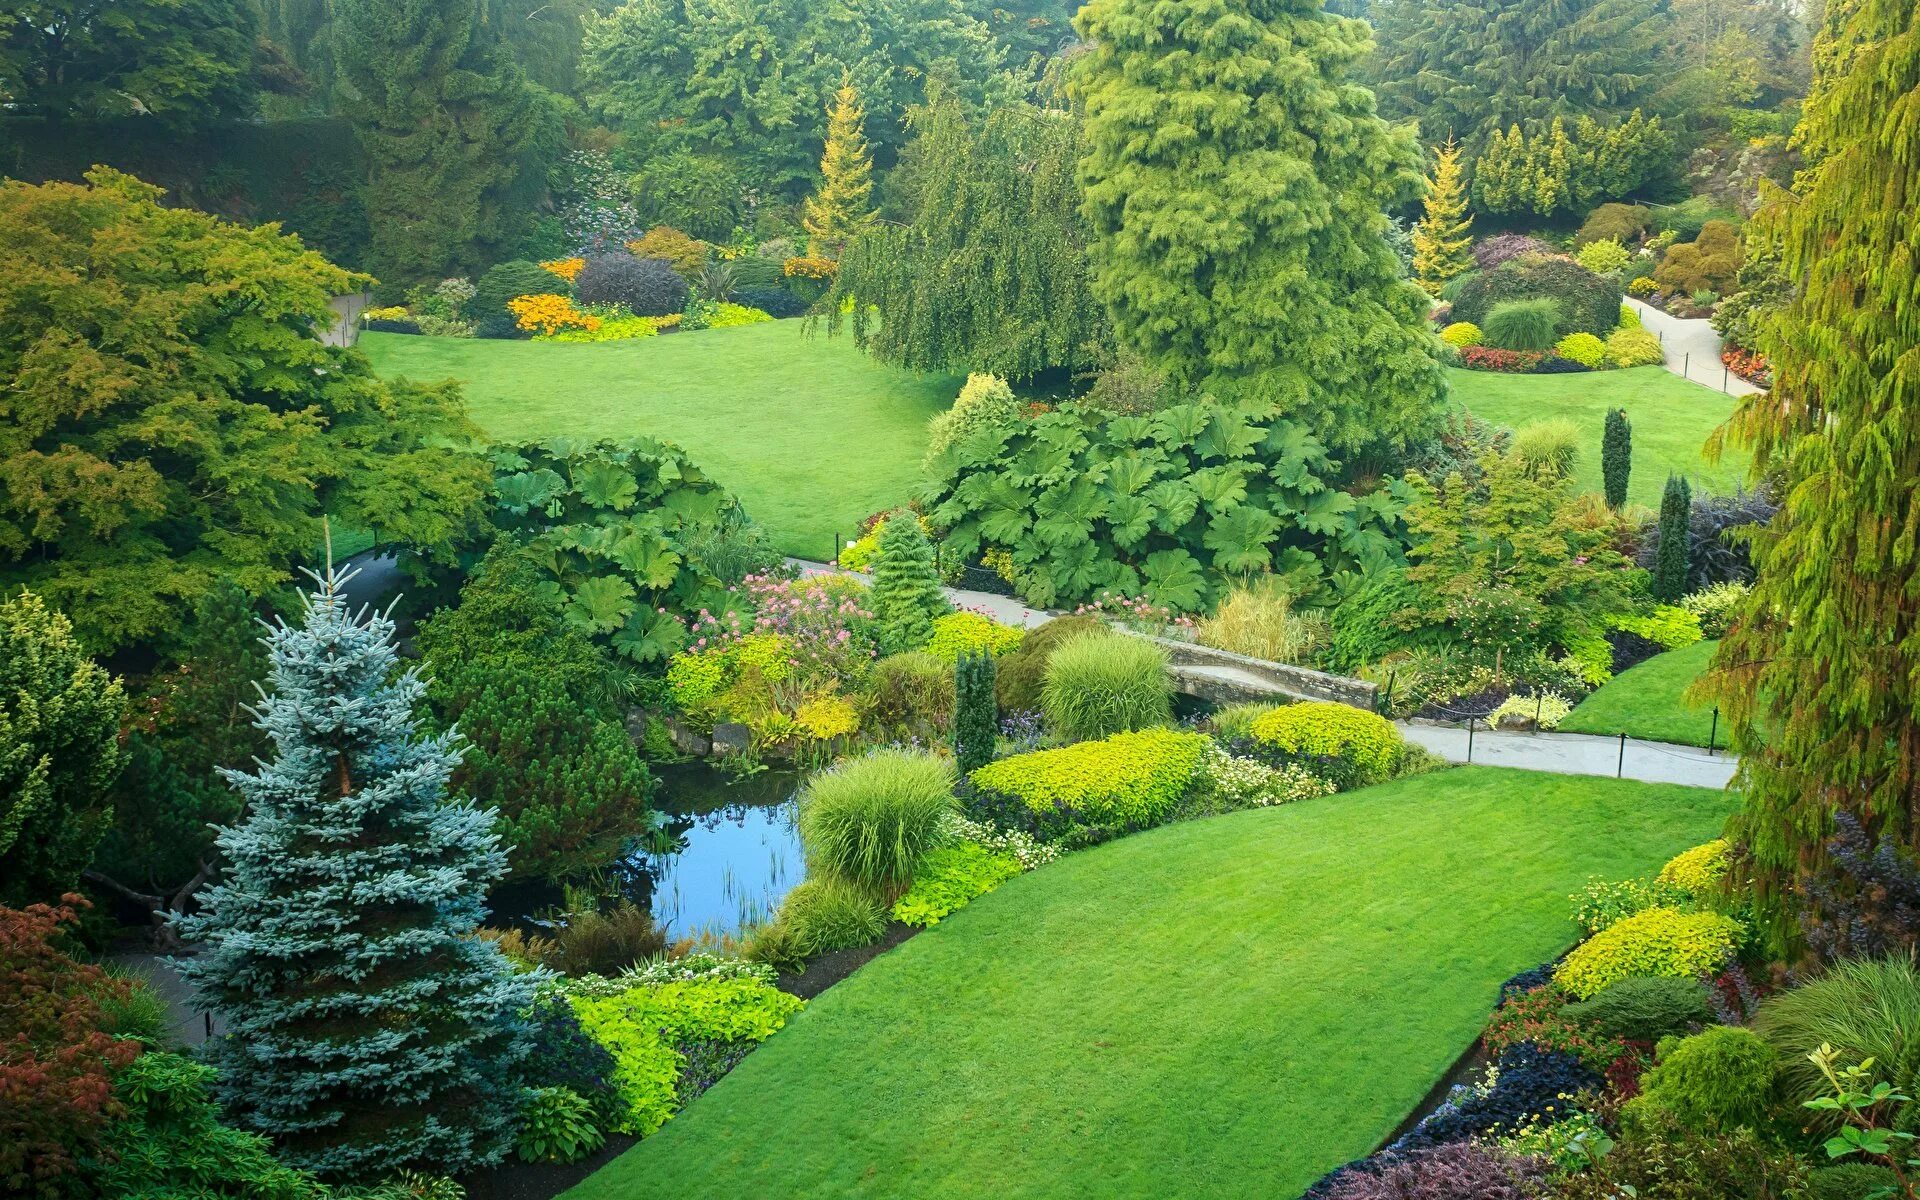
[1561,640,1725,748]
[1448,367,1748,508]
[360,322,961,559]
[566,767,1733,1200]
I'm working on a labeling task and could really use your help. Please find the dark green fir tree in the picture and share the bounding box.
[1602,408,1633,510]
[953,649,999,775]
[175,560,537,1177]
[870,516,952,654]
[1653,474,1692,601]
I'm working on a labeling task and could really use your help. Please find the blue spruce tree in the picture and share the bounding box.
[174,561,537,1178]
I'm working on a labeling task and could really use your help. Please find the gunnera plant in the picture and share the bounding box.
[1040,630,1173,742]
[797,748,956,893]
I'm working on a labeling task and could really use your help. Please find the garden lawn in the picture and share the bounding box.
[360,322,961,559]
[565,766,1733,1200]
[1561,640,1724,748]
[1448,366,1748,507]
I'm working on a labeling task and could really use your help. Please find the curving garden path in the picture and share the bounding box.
[1623,298,1762,396]
[563,767,1734,1200]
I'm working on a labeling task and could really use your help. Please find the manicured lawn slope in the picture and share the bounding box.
[1448,367,1747,507]
[566,767,1733,1200]
[360,323,961,558]
[1562,640,1724,748]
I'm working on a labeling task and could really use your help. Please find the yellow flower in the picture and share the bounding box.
[508,293,600,337]
[540,257,586,283]
[795,693,861,741]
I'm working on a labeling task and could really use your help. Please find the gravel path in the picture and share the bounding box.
[1625,298,1762,396]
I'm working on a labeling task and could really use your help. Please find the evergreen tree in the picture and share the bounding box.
[1602,408,1632,510]
[0,592,125,907]
[1071,0,1445,455]
[175,562,537,1177]
[335,0,551,284]
[1707,0,1920,957]
[826,89,1105,378]
[803,77,880,260]
[0,0,259,127]
[870,517,952,654]
[953,650,999,775]
[1472,112,1677,217]
[1652,475,1692,602]
[1412,138,1473,295]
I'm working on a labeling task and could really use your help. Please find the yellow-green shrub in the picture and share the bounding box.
[1554,331,1607,368]
[1440,321,1483,347]
[1605,327,1666,367]
[967,728,1208,839]
[924,611,1024,663]
[1659,839,1731,898]
[1248,702,1402,786]
[1554,907,1744,999]
[1617,304,1642,330]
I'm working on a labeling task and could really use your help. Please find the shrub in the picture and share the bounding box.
[967,728,1210,841]
[1532,354,1589,374]
[1546,1112,1812,1199]
[567,975,804,1135]
[798,749,956,892]
[1190,742,1335,814]
[1571,875,1690,936]
[1319,1142,1552,1200]
[1439,321,1483,347]
[1483,983,1629,1074]
[729,257,786,291]
[870,515,952,654]
[777,878,888,955]
[520,995,622,1129]
[515,1086,605,1164]
[1617,304,1641,329]
[1655,220,1740,296]
[1487,691,1572,730]
[626,226,707,277]
[1637,486,1777,590]
[891,841,1023,927]
[1627,275,1658,296]
[1604,326,1666,367]
[1660,840,1731,898]
[1754,957,1920,1133]
[508,903,666,978]
[1472,233,1554,269]
[1561,976,1718,1043]
[1808,1163,1904,1200]
[1679,581,1748,638]
[925,611,1024,663]
[471,259,566,322]
[574,253,689,316]
[1575,238,1631,276]
[1576,203,1652,248]
[867,652,954,741]
[1453,254,1623,336]
[734,287,809,318]
[1196,578,1329,664]
[1323,570,1440,673]
[1554,331,1608,368]
[363,316,422,334]
[953,650,999,777]
[993,615,1105,714]
[1393,1041,1602,1152]
[926,374,1021,470]
[1611,605,1704,651]
[1248,702,1401,787]
[1483,298,1564,350]
[1041,630,1173,741]
[1460,345,1547,372]
[1512,418,1581,480]
[1624,1027,1778,1136]
[1554,907,1745,999]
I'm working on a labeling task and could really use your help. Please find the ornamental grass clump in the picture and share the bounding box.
[1040,630,1173,742]
[797,749,956,893]
[1553,907,1744,999]
[1754,957,1920,1132]
[1196,577,1328,665]
[776,878,888,955]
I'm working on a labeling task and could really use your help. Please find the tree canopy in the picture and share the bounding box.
[0,0,260,126]
[0,169,491,650]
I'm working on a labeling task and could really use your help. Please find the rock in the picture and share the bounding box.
[711,722,752,758]
[626,708,712,758]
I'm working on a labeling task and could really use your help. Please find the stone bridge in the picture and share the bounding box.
[1145,637,1378,711]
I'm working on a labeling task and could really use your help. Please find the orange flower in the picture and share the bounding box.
[508,293,601,337]
[540,257,586,283]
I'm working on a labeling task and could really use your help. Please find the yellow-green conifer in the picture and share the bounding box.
[802,77,879,260]
[1412,137,1474,294]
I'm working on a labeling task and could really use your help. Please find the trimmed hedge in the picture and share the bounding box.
[966,728,1209,842]
[1248,702,1402,787]
[1554,907,1744,999]
[1452,255,1624,337]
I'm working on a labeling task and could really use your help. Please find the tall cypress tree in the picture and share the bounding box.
[1708,0,1920,956]
[1602,408,1632,510]
[802,76,880,260]
[335,0,548,284]
[953,650,999,775]
[1071,0,1445,455]
[1652,475,1692,601]
[1412,138,1474,295]
[175,562,537,1177]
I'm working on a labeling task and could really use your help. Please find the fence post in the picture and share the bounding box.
[1466,716,1475,764]
[1708,707,1720,757]
[1683,351,1691,379]
[1381,671,1397,716]
[832,533,840,571]
[1534,694,1543,729]
[204,1012,213,1040]
[1617,732,1627,779]
[1723,365,1730,392]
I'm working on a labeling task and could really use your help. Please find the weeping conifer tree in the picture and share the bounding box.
[1706,0,1920,957]
[175,559,537,1177]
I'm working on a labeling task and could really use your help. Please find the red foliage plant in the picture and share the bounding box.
[1482,984,1628,1074]
[1,896,141,1198]
[1460,346,1547,372]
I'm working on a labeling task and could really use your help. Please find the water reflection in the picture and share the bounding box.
[632,763,806,938]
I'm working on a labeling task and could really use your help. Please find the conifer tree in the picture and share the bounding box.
[1413,138,1474,295]
[1707,0,1920,956]
[802,76,880,260]
[1071,0,1445,454]
[1602,408,1632,510]
[1652,475,1692,602]
[869,517,952,654]
[175,561,537,1177]
[953,650,999,775]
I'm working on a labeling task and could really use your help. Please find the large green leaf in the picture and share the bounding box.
[610,530,683,591]
[1191,464,1252,510]
[1105,494,1153,547]
[574,459,640,512]
[494,468,567,516]
[1141,548,1208,611]
[1204,505,1282,575]
[1295,488,1358,536]
[564,575,637,635]
[1101,453,1159,498]
[1145,479,1200,533]
[1150,404,1209,446]
[1194,408,1264,461]
[612,607,688,664]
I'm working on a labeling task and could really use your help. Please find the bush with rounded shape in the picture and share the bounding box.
[1576,202,1653,248]
[866,651,954,737]
[994,615,1106,713]
[1040,630,1173,742]
[1439,321,1483,347]
[1755,957,1920,1132]
[1472,233,1554,270]
[1453,255,1623,337]
[472,260,566,321]
[1249,702,1402,786]
[1560,975,1718,1043]
[1319,1142,1551,1200]
[574,253,689,317]
[1605,327,1666,367]
[797,748,956,892]
[925,374,1020,470]
[1512,419,1581,480]
[1554,331,1607,368]
[925,611,1023,663]
[1483,298,1565,350]
[1575,238,1631,276]
[966,727,1209,839]
[1617,303,1641,329]
[734,287,808,319]
[629,150,741,241]
[777,878,888,955]
[1554,907,1744,999]
[730,257,786,292]
[1655,220,1741,296]
[1659,839,1731,898]
[1623,1027,1778,1136]
[626,226,707,278]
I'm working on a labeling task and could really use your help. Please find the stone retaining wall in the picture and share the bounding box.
[1147,636,1378,710]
